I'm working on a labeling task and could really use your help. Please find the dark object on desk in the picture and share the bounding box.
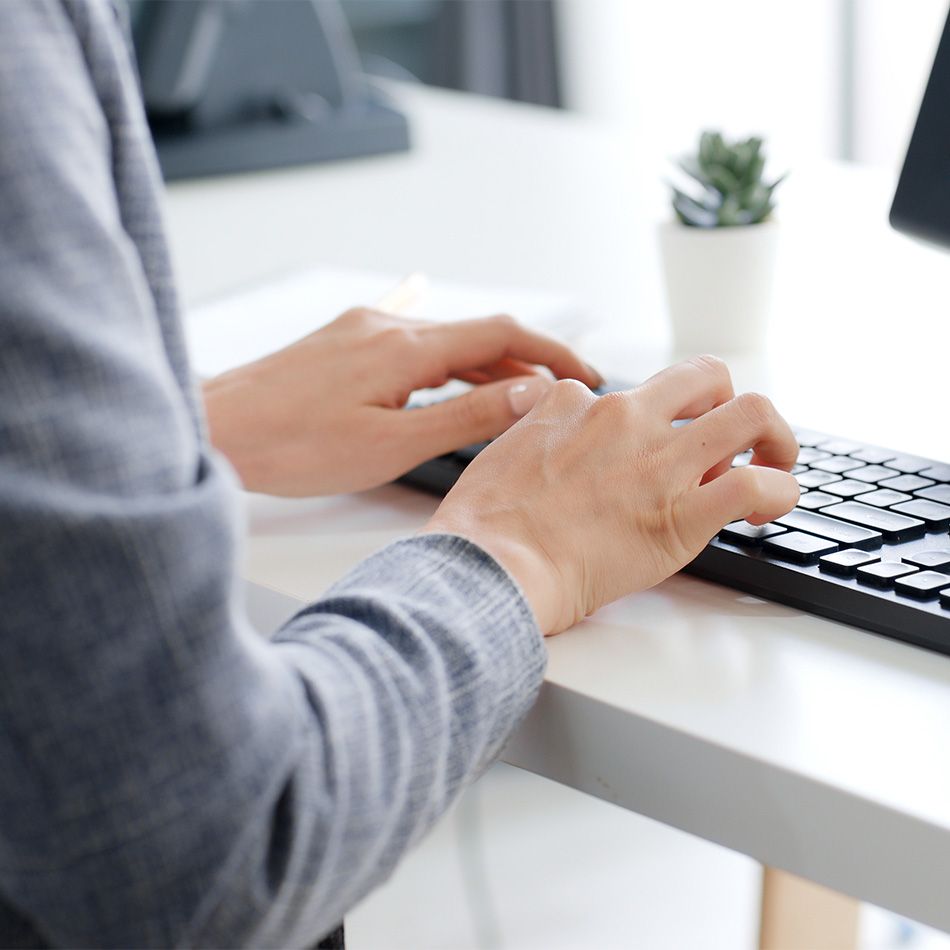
[129,0,410,181]
[404,8,950,654]
[341,0,562,108]
[890,8,950,246]
[314,921,345,949]
[399,389,950,657]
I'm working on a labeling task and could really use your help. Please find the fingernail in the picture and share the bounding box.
[507,376,551,417]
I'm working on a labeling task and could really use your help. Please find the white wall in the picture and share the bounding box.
[853,0,946,168]
[557,0,842,186]
[557,0,948,176]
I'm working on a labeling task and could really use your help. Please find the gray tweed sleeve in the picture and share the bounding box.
[0,3,546,947]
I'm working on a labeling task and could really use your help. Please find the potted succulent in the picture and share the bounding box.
[659,131,786,353]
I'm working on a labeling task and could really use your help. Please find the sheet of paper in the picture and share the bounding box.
[184,264,589,379]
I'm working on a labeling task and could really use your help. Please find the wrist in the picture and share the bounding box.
[420,514,566,634]
[202,373,276,492]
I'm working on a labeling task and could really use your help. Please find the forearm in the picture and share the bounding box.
[251,534,545,944]
[1,516,544,946]
[0,4,546,942]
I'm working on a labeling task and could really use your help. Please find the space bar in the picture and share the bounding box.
[775,508,883,550]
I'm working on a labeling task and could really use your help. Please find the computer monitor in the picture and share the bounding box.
[128,0,410,181]
[890,9,950,246]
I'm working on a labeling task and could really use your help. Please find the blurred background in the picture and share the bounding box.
[149,2,950,948]
[339,0,944,170]
[132,0,947,179]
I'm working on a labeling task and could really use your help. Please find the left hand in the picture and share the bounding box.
[202,307,602,496]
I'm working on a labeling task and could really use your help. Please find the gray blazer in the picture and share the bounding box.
[0,2,545,946]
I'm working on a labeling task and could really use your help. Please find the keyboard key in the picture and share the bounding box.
[891,499,950,530]
[819,549,880,577]
[797,470,842,489]
[820,501,926,542]
[797,490,839,510]
[856,561,918,587]
[850,447,897,464]
[794,431,825,447]
[916,484,950,504]
[847,464,901,484]
[796,447,831,465]
[941,588,950,610]
[903,550,950,572]
[791,464,807,475]
[764,531,839,563]
[894,570,950,599]
[821,478,877,498]
[856,488,913,508]
[720,521,786,545]
[885,455,931,474]
[811,456,865,474]
[920,465,950,483]
[732,451,752,467]
[818,439,862,455]
[775,509,883,550]
[878,474,935,492]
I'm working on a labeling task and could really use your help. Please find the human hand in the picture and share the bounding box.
[423,356,800,635]
[202,308,602,496]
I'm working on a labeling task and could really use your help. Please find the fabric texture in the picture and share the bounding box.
[0,2,546,947]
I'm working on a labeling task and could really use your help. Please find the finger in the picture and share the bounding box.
[681,391,799,474]
[675,466,801,551]
[461,357,547,382]
[418,315,603,388]
[454,359,547,386]
[400,374,552,460]
[634,355,735,421]
[700,456,733,486]
[454,370,494,386]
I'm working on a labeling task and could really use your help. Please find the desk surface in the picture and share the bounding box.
[166,83,950,932]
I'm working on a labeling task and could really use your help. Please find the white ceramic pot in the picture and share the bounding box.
[658,219,779,355]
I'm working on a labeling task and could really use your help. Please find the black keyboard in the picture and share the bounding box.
[400,386,950,656]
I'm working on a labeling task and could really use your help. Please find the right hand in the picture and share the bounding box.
[422,355,800,635]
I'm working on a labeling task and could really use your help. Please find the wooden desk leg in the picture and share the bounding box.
[758,867,860,950]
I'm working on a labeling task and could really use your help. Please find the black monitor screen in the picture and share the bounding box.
[890,9,950,247]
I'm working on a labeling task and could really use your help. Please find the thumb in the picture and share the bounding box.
[674,465,800,554]
[404,374,552,459]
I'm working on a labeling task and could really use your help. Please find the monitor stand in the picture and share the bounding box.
[150,93,409,181]
[134,0,411,181]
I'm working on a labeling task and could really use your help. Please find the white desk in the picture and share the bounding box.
[166,83,950,935]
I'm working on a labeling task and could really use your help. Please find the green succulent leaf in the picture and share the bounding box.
[768,172,789,194]
[718,194,744,226]
[747,155,765,185]
[669,130,786,228]
[678,156,712,189]
[672,189,719,227]
[708,165,742,197]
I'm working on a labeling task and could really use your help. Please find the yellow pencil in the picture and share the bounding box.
[374,271,430,316]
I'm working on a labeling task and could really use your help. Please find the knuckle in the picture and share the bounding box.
[736,464,777,511]
[377,325,417,354]
[550,377,594,406]
[712,467,763,521]
[491,312,518,329]
[734,391,775,429]
[340,306,374,326]
[590,389,629,417]
[730,464,761,502]
[689,353,730,384]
